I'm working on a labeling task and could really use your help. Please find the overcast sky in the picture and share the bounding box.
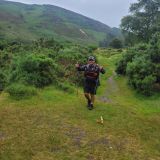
[6,0,137,27]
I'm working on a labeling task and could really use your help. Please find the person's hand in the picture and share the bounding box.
[75,63,80,68]
[100,66,103,70]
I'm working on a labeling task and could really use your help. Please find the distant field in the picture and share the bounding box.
[0,49,160,160]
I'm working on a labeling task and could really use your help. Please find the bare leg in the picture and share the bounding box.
[84,93,91,101]
[90,94,95,105]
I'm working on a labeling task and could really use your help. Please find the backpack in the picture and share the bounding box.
[84,64,100,80]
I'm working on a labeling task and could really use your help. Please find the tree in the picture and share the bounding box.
[109,38,123,49]
[99,33,115,48]
[121,0,160,45]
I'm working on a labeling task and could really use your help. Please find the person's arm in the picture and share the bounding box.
[75,63,86,71]
[99,66,105,74]
[96,64,105,74]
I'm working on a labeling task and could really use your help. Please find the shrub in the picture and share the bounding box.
[149,32,160,63]
[1,39,92,92]
[0,51,12,68]
[56,82,74,93]
[116,36,159,95]
[140,75,157,95]
[0,71,6,91]
[0,40,8,50]
[88,45,98,52]
[116,43,148,75]
[10,54,59,88]
[126,56,156,95]
[56,47,87,64]
[34,38,63,51]
[116,51,135,75]
[55,46,89,85]
[6,84,37,99]
[109,38,123,49]
[117,49,123,52]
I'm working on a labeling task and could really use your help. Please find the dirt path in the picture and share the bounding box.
[98,71,119,103]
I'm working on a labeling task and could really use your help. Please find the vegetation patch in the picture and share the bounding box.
[6,83,37,99]
[116,34,160,95]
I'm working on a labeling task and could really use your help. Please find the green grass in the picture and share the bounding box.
[0,49,160,160]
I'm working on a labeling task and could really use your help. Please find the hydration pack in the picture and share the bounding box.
[84,64,99,79]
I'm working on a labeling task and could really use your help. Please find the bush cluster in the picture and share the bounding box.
[6,84,37,99]
[116,33,160,95]
[0,38,93,98]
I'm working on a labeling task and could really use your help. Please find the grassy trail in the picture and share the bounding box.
[0,50,160,160]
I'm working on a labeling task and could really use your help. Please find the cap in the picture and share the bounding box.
[88,56,95,61]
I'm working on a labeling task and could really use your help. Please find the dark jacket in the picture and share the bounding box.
[77,63,105,81]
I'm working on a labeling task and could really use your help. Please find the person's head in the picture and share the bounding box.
[88,56,95,64]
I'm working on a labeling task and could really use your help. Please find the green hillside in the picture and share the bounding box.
[0,0,121,45]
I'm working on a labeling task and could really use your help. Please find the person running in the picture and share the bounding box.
[75,56,105,110]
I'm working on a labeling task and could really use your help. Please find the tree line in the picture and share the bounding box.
[116,0,160,95]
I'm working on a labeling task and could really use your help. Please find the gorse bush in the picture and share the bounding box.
[0,38,93,99]
[126,56,156,95]
[6,84,37,99]
[55,46,91,86]
[21,54,58,87]
[0,40,8,50]
[88,45,98,52]
[116,33,160,95]
[0,51,12,69]
[56,81,74,93]
[56,46,88,63]
[34,38,63,51]
[116,43,148,75]
[0,71,6,91]
[10,54,59,88]
[149,33,160,63]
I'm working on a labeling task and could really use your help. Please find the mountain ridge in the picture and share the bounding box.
[0,0,122,44]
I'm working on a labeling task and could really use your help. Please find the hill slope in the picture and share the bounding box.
[0,0,121,44]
